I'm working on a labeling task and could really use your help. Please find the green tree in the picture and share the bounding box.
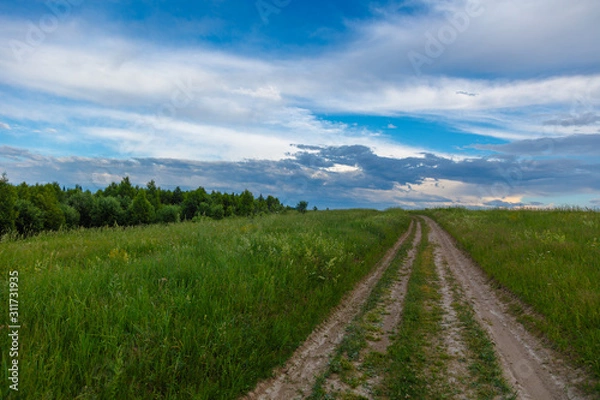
[60,204,80,229]
[92,196,124,227]
[266,195,282,213]
[210,204,225,220]
[296,200,309,214]
[159,189,173,206]
[32,185,65,230]
[197,202,211,217]
[238,189,255,216]
[255,194,268,214]
[129,191,155,225]
[117,176,136,200]
[0,173,17,235]
[15,182,30,201]
[181,187,208,220]
[146,180,161,210]
[101,182,120,198]
[15,199,44,235]
[67,190,95,228]
[156,205,181,224]
[172,186,184,205]
[222,193,235,216]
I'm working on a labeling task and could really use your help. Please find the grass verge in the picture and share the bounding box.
[0,209,410,399]
[308,220,417,399]
[424,208,600,393]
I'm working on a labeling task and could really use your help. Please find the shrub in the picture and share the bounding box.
[15,199,44,235]
[92,196,125,227]
[60,204,80,229]
[156,205,181,224]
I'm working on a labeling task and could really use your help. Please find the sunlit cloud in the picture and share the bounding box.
[0,0,599,207]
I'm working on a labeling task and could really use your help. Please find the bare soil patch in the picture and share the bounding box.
[242,221,415,400]
[423,216,593,400]
[243,217,593,399]
[319,220,422,399]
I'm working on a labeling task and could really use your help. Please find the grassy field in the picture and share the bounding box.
[0,209,410,399]
[424,208,600,391]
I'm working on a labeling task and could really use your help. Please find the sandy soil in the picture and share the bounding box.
[423,216,592,400]
[242,217,594,399]
[242,221,415,400]
[320,220,422,399]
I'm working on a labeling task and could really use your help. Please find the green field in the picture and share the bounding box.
[424,208,600,390]
[2,207,599,398]
[0,209,410,399]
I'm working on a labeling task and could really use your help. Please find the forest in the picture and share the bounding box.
[0,173,286,236]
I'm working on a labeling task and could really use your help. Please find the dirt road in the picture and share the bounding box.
[424,216,590,400]
[243,221,416,400]
[242,217,592,399]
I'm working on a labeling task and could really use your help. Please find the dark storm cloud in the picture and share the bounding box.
[477,134,600,157]
[2,143,600,208]
[543,112,600,127]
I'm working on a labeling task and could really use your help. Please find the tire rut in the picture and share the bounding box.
[320,220,422,399]
[433,246,477,398]
[423,215,592,400]
[242,221,415,400]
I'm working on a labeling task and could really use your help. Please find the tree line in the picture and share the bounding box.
[0,174,290,237]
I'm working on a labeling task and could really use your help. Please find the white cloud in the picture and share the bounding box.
[0,121,10,129]
[345,0,600,77]
[0,0,599,164]
[323,164,361,173]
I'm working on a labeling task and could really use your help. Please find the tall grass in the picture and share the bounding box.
[425,208,600,390]
[0,209,410,399]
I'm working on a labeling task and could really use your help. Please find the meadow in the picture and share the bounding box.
[0,209,410,399]
[424,207,600,390]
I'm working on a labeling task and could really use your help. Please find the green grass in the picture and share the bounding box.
[443,264,514,399]
[309,221,417,399]
[383,220,512,399]
[382,221,451,398]
[425,208,600,392]
[0,209,410,399]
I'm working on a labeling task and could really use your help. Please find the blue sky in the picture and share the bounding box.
[1,0,599,209]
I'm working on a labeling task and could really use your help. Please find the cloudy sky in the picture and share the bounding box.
[1,0,599,209]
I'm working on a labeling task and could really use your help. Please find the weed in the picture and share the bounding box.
[0,210,410,398]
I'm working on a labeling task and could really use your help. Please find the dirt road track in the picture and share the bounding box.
[242,221,415,400]
[242,217,592,399]
[424,216,591,400]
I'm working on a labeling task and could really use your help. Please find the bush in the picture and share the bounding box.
[296,200,309,214]
[67,191,95,228]
[210,204,225,220]
[129,191,155,225]
[60,204,80,229]
[92,196,125,227]
[15,199,44,235]
[0,174,17,235]
[156,205,181,224]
